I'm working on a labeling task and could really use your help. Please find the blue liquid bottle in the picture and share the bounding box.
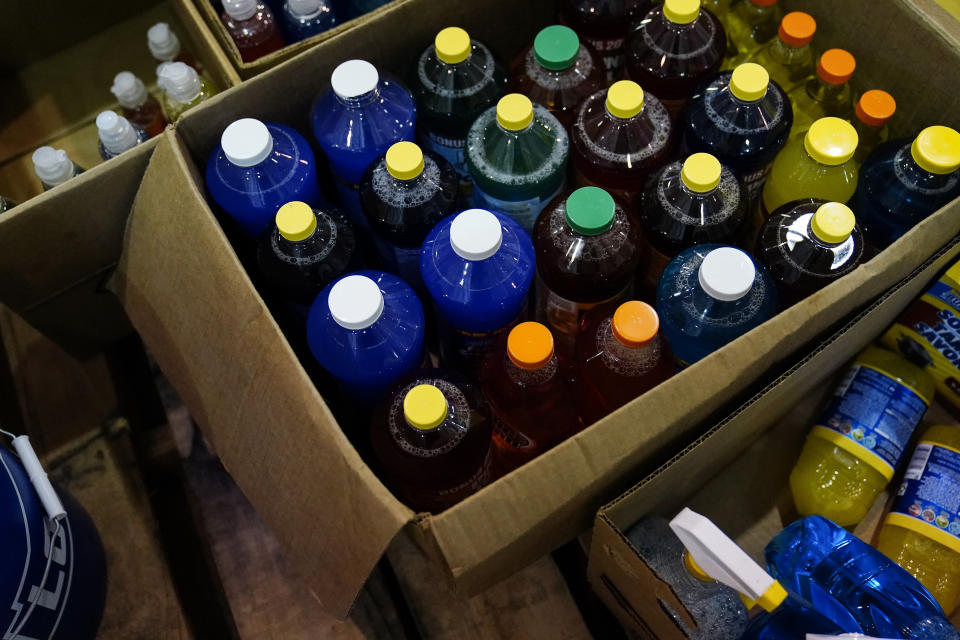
[766,516,960,639]
[657,244,777,367]
[206,118,323,237]
[279,0,336,42]
[421,208,535,377]
[307,271,425,401]
[312,59,417,227]
[851,125,960,252]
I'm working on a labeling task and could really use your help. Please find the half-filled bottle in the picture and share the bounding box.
[157,61,216,122]
[111,71,167,138]
[95,111,148,161]
[852,90,897,166]
[220,0,286,62]
[788,48,856,132]
[746,11,816,93]
[32,147,83,191]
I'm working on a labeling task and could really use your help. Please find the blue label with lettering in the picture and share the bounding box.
[891,443,960,541]
[927,280,960,310]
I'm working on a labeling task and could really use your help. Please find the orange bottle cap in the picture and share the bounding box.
[612,301,660,348]
[855,90,896,127]
[507,322,554,370]
[778,12,816,47]
[817,48,855,85]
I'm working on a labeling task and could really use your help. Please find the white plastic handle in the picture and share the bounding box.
[12,436,66,521]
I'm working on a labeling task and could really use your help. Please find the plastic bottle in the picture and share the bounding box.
[359,141,458,288]
[766,515,959,639]
[570,80,676,207]
[220,0,286,62]
[682,63,793,205]
[311,59,417,227]
[640,153,745,294]
[533,187,640,352]
[479,322,581,472]
[206,118,323,237]
[624,0,726,118]
[157,61,216,122]
[95,111,148,161]
[507,25,606,130]
[722,0,783,68]
[0,196,16,214]
[370,369,493,513]
[789,345,935,526]
[411,27,507,205]
[788,48,857,132]
[878,424,960,615]
[110,71,167,138]
[279,0,336,42]
[657,245,777,367]
[756,200,864,306]
[466,94,569,233]
[420,209,535,377]
[852,90,897,166]
[557,0,652,81]
[307,271,425,399]
[575,301,674,425]
[147,22,198,68]
[32,147,83,191]
[851,126,960,251]
[746,11,816,93]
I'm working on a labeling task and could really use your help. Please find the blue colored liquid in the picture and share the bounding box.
[765,515,959,639]
[206,122,323,237]
[851,139,960,251]
[279,1,337,42]
[340,0,391,18]
[742,594,846,640]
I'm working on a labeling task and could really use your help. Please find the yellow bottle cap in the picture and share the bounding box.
[911,125,960,175]
[385,141,425,180]
[803,117,858,166]
[507,322,554,370]
[275,201,317,241]
[435,26,471,65]
[681,153,722,192]
[811,202,855,244]
[683,551,712,583]
[403,384,448,431]
[606,80,644,119]
[756,581,788,613]
[729,63,769,102]
[497,93,534,131]
[663,0,701,24]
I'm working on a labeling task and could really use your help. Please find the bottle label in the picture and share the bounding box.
[372,236,422,287]
[887,442,960,553]
[741,164,773,206]
[810,364,929,480]
[435,450,492,503]
[473,182,564,233]
[581,35,625,83]
[422,131,474,204]
[537,274,633,337]
[441,320,517,376]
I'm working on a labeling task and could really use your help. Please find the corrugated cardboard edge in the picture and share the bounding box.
[169,0,242,88]
[108,130,414,617]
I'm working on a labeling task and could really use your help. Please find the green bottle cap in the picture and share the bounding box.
[565,187,615,236]
[534,25,580,71]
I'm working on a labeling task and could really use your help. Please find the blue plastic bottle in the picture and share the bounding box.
[312,59,417,227]
[279,0,336,42]
[421,208,535,377]
[657,244,778,367]
[851,125,960,251]
[306,271,425,400]
[206,118,323,237]
[766,515,959,639]
[742,597,847,640]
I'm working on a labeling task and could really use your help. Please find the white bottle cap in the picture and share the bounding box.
[450,209,503,261]
[698,247,755,302]
[221,118,273,167]
[331,60,379,100]
[288,0,323,17]
[224,0,259,20]
[111,71,149,109]
[157,61,201,104]
[11,436,66,521]
[97,111,140,155]
[32,147,75,186]
[328,275,385,330]
[147,22,181,61]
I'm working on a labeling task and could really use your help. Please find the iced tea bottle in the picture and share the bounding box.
[557,0,652,81]
[507,25,606,131]
[788,49,856,132]
[533,186,641,353]
[756,200,864,306]
[624,0,726,118]
[220,0,286,62]
[746,11,816,93]
[722,0,783,69]
[157,62,216,122]
[570,80,676,207]
[110,72,167,138]
[852,90,897,166]
[370,370,493,513]
[575,301,674,425]
[95,111,148,161]
[479,322,581,473]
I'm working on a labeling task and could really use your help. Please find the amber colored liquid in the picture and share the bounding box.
[121,97,168,138]
[221,6,286,62]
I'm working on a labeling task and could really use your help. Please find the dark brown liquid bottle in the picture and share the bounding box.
[558,0,652,81]
[111,72,167,138]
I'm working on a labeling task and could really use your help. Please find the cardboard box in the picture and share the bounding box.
[587,242,960,636]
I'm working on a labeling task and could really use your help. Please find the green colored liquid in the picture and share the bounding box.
[748,37,815,93]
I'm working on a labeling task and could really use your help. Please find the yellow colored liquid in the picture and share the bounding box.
[747,37,815,93]
[853,118,889,166]
[162,79,217,122]
[789,77,855,133]
[722,1,783,69]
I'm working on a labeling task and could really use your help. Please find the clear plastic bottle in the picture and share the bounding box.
[0,196,16,214]
[570,80,676,207]
[788,48,857,132]
[220,0,286,62]
[206,118,323,237]
[147,22,199,69]
[575,301,674,425]
[421,209,535,378]
[156,61,216,122]
[370,369,493,513]
[624,0,727,118]
[657,245,777,367]
[756,200,864,306]
[32,146,83,191]
[466,94,569,233]
[95,111,148,161]
[279,0,336,42]
[851,126,960,251]
[411,27,507,205]
[722,0,783,69]
[311,59,417,227]
[558,0,652,81]
[746,11,816,93]
[359,141,458,288]
[110,71,167,138]
[852,90,896,166]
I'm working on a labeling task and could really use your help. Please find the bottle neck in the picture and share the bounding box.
[692,286,749,317]
[808,77,848,103]
[336,88,380,108]
[897,145,958,191]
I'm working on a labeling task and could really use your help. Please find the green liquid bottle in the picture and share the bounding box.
[852,90,897,166]
[788,48,856,133]
[157,61,217,122]
[746,11,816,93]
[722,0,783,70]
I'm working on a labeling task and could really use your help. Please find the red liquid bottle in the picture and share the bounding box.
[624,0,726,119]
[370,369,493,513]
[480,322,581,474]
[110,71,167,138]
[508,25,606,131]
[221,0,286,62]
[558,0,652,82]
[575,301,674,425]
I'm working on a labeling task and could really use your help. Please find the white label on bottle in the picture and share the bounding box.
[537,274,633,337]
